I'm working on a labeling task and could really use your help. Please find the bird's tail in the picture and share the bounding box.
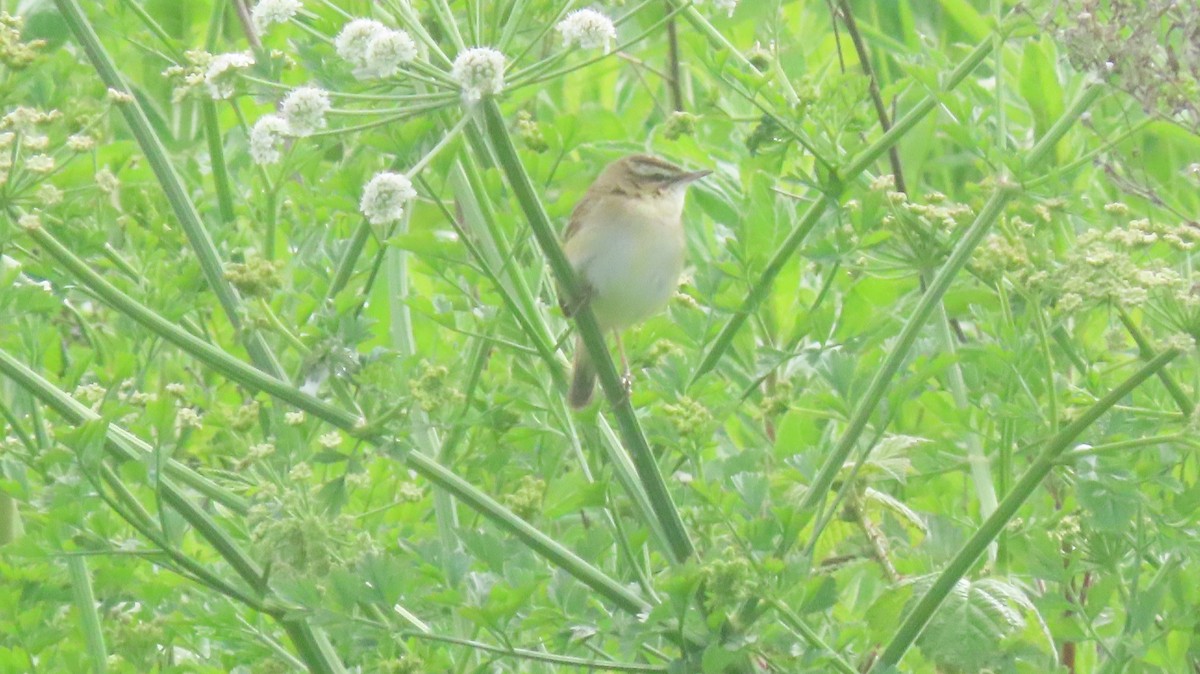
[568,336,596,409]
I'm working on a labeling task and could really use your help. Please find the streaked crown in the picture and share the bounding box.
[595,154,711,195]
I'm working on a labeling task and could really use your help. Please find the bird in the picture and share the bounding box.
[560,154,710,409]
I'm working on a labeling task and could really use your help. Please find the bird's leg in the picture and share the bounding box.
[614,331,633,394]
[559,282,595,318]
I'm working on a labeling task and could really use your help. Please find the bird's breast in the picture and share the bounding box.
[566,195,686,330]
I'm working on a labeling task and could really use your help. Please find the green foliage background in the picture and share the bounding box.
[1,0,1199,672]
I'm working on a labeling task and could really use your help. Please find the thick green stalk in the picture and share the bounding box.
[794,187,1015,522]
[935,303,998,562]
[384,214,464,632]
[203,101,237,224]
[0,492,19,545]
[0,349,248,513]
[68,556,108,674]
[24,225,361,428]
[690,32,999,384]
[396,630,668,671]
[55,0,286,380]
[3,351,268,598]
[19,224,650,617]
[1118,310,1193,415]
[479,98,695,564]
[796,83,1104,543]
[870,349,1179,671]
[402,449,651,614]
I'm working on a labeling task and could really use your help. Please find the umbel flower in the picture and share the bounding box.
[451,47,505,102]
[360,171,417,225]
[363,28,417,78]
[250,114,290,165]
[335,19,383,68]
[251,0,301,33]
[556,9,616,52]
[280,86,330,136]
[204,51,254,99]
[335,19,418,79]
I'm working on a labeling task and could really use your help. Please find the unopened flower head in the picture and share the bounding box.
[106,88,134,104]
[362,29,418,78]
[252,0,302,32]
[335,19,385,71]
[18,212,41,230]
[280,86,330,136]
[451,47,505,102]
[250,114,290,165]
[556,9,616,52]
[66,134,95,152]
[360,171,417,225]
[26,154,54,173]
[35,183,62,206]
[204,52,254,99]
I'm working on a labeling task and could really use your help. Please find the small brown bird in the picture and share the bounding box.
[561,154,710,409]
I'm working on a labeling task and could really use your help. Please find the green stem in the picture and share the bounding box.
[479,97,695,564]
[796,187,1013,531]
[68,556,108,674]
[870,349,1179,671]
[691,30,1000,385]
[0,348,248,514]
[1118,309,1193,416]
[55,0,286,381]
[18,224,650,617]
[395,630,668,672]
[203,100,237,224]
[1058,433,1193,462]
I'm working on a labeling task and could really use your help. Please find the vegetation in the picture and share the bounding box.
[1,0,1198,672]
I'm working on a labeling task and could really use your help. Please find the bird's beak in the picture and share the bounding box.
[674,169,712,185]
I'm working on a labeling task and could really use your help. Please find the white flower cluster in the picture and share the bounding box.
[335,19,417,79]
[451,47,505,102]
[280,85,331,136]
[360,171,417,225]
[204,52,254,99]
[252,0,301,33]
[556,9,616,52]
[250,114,290,165]
[249,86,332,164]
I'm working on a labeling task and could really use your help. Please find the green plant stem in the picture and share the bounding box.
[793,83,1104,545]
[935,303,998,559]
[394,631,668,672]
[1117,309,1193,415]
[384,208,465,628]
[690,31,999,385]
[870,348,1179,671]
[479,97,695,564]
[55,0,286,381]
[0,491,19,545]
[203,101,236,224]
[766,598,858,674]
[1058,433,1194,462]
[794,186,1014,522]
[18,224,650,617]
[67,556,108,674]
[25,223,360,426]
[0,348,248,513]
